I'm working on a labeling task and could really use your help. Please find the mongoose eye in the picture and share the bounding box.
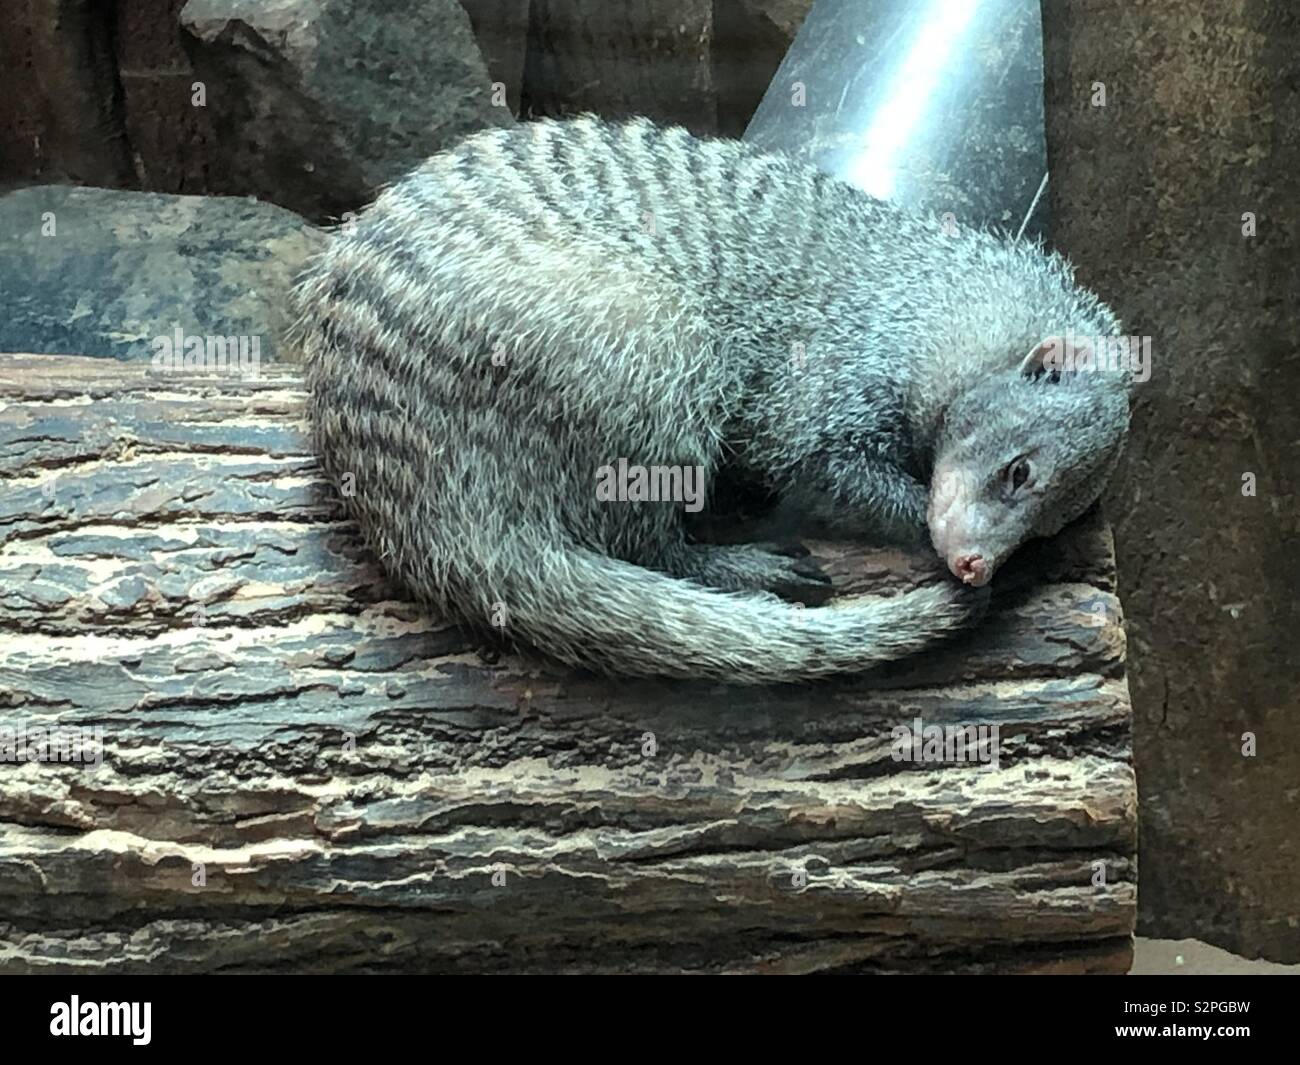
[1007,457,1033,492]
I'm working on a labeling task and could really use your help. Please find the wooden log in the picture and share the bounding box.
[0,353,1135,974]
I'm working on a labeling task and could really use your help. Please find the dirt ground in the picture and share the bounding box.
[1132,938,1300,975]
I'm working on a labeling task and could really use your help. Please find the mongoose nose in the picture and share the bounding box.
[952,553,989,586]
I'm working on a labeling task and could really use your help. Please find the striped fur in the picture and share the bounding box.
[292,116,1129,683]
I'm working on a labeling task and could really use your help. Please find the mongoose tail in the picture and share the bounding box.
[488,546,985,684]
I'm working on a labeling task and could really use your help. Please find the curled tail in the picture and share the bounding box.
[484,545,986,684]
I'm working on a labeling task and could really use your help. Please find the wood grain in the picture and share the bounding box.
[0,354,1135,973]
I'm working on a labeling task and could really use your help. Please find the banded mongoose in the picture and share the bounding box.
[294,115,1132,684]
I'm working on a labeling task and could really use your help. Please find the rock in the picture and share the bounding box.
[0,186,324,362]
[178,0,511,221]
[1,1,802,206]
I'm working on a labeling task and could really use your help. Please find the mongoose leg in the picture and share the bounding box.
[790,460,931,545]
[655,541,834,605]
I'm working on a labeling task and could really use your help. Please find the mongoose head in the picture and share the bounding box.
[928,337,1131,586]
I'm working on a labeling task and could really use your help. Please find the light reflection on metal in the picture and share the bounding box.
[744,0,1049,242]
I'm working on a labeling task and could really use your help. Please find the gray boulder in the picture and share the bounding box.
[180,0,512,220]
[0,186,324,361]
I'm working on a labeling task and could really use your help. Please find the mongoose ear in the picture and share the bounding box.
[1017,336,1094,380]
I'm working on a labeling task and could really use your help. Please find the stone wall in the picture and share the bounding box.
[1044,0,1300,961]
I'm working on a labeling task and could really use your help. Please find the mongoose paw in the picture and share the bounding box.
[673,542,833,604]
[765,555,835,606]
